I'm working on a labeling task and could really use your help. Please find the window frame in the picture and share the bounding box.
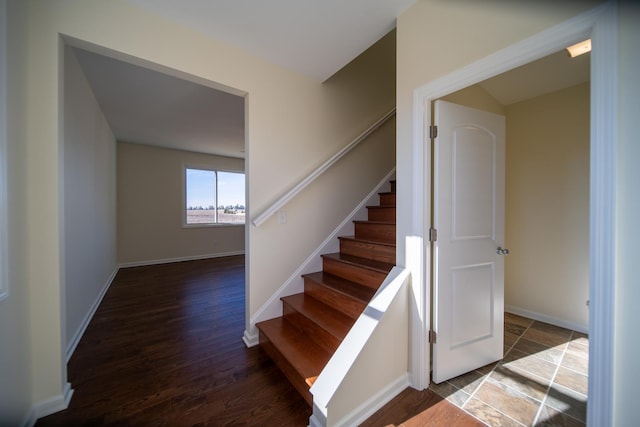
[182,164,245,228]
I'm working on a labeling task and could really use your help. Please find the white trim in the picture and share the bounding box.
[505,305,588,335]
[65,267,119,362]
[252,108,396,227]
[0,0,8,303]
[242,328,259,347]
[117,251,245,269]
[411,3,615,425]
[22,382,74,427]
[309,373,410,427]
[587,3,617,426]
[243,169,395,346]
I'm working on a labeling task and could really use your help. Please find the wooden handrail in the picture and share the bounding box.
[251,107,396,227]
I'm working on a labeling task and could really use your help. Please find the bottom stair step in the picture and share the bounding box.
[257,317,332,406]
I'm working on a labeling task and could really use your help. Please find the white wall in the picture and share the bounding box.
[4,0,395,414]
[0,0,32,424]
[505,83,590,331]
[117,142,245,265]
[63,46,118,354]
[614,2,640,425]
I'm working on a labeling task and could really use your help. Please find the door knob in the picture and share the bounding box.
[496,246,510,255]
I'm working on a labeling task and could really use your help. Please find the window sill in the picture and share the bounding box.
[182,223,245,229]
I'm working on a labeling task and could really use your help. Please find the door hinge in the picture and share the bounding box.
[428,330,437,344]
[429,227,438,242]
[429,125,438,139]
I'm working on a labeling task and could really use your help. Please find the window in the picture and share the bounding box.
[185,167,245,225]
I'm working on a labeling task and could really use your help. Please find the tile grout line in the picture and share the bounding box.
[531,328,574,426]
[448,316,587,427]
[459,318,534,427]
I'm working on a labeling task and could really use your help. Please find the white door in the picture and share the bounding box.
[432,100,506,383]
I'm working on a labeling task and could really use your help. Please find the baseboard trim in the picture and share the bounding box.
[505,305,588,334]
[242,328,259,348]
[118,251,245,269]
[67,252,246,361]
[22,382,73,427]
[309,373,409,427]
[66,267,119,363]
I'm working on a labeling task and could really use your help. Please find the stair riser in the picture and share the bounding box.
[259,332,312,406]
[322,257,386,289]
[303,278,366,319]
[339,239,396,264]
[354,222,395,244]
[379,193,396,206]
[282,304,340,353]
[367,207,396,222]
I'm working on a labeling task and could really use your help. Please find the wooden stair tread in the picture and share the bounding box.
[322,252,394,274]
[282,294,353,340]
[256,317,331,384]
[258,178,397,406]
[303,271,376,302]
[366,204,396,209]
[353,220,395,225]
[339,235,396,248]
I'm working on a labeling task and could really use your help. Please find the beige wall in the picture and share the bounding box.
[4,0,395,412]
[247,30,396,325]
[9,0,638,424]
[505,83,590,330]
[63,46,118,352]
[117,142,245,264]
[441,84,505,116]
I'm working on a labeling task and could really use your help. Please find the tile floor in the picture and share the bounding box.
[429,313,589,427]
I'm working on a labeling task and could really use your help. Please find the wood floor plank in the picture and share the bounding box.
[36,255,478,427]
[35,256,311,427]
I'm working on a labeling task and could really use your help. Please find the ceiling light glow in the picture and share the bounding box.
[566,39,591,58]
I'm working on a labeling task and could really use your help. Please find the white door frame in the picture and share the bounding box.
[410,2,616,425]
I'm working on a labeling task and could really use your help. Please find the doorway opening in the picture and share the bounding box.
[411,3,616,425]
[61,39,248,366]
[428,48,590,427]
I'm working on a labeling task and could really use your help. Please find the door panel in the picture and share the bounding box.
[433,100,505,384]
[450,263,494,348]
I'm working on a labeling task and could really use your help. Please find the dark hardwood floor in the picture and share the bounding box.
[37,256,310,427]
[360,388,485,427]
[37,255,481,427]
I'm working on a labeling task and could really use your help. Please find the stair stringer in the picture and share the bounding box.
[242,168,396,347]
[309,266,410,427]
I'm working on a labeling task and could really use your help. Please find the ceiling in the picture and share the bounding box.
[479,49,590,106]
[71,3,590,159]
[73,47,246,158]
[124,0,416,82]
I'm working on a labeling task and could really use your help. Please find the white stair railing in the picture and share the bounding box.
[251,108,396,227]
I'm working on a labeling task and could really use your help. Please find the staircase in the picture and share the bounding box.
[256,180,396,406]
